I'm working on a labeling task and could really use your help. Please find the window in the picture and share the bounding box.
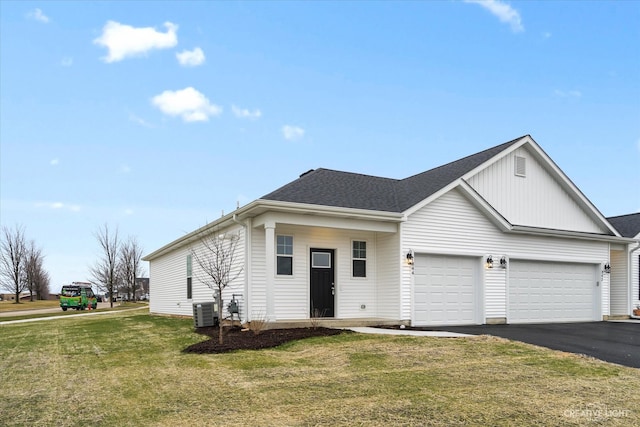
[352,241,366,277]
[277,235,293,275]
[186,254,193,299]
[312,252,331,268]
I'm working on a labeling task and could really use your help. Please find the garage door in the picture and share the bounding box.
[413,254,479,326]
[509,260,598,323]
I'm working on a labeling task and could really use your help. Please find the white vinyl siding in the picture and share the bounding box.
[610,250,628,316]
[375,232,401,319]
[251,224,383,320]
[634,249,640,311]
[485,266,507,319]
[403,188,609,264]
[509,260,598,323]
[149,225,246,319]
[467,146,605,234]
[402,188,609,323]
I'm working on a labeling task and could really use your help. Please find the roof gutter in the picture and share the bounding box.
[509,225,636,244]
[143,199,403,261]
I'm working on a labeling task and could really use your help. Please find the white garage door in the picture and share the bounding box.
[413,254,479,326]
[509,260,598,323]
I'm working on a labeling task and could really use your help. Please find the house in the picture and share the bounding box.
[143,135,638,326]
[607,213,640,318]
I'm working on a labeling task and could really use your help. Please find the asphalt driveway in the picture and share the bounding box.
[432,321,639,368]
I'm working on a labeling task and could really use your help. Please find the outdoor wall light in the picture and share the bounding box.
[406,251,414,266]
[604,263,611,274]
[486,256,493,269]
[500,256,507,268]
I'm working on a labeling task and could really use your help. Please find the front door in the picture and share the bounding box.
[310,249,335,317]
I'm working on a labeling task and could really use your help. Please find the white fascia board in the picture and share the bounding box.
[402,136,531,219]
[461,135,531,180]
[514,138,619,237]
[142,202,260,261]
[250,200,404,223]
[143,199,403,261]
[402,179,462,218]
[509,225,635,244]
[252,211,398,233]
[457,180,512,232]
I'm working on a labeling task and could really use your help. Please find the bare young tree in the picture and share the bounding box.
[25,240,49,301]
[0,225,28,303]
[190,229,243,344]
[89,224,120,308]
[119,236,144,301]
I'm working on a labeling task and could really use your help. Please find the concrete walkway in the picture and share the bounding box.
[348,326,471,337]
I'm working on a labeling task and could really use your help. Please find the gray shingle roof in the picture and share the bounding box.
[261,136,526,212]
[607,213,640,238]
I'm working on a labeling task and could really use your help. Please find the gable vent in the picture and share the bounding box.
[514,156,526,177]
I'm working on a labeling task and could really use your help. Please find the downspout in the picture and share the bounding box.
[630,239,640,319]
[232,213,249,324]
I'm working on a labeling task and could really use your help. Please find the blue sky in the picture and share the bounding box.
[1,1,639,289]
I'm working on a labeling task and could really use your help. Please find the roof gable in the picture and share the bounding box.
[261,135,526,212]
[607,213,640,238]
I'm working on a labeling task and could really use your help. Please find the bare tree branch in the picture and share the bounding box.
[119,236,144,301]
[89,224,120,308]
[190,228,243,344]
[0,225,28,302]
[25,240,49,301]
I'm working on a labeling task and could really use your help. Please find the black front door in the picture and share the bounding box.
[310,249,334,318]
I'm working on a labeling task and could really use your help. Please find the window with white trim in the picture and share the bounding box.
[352,240,367,278]
[186,254,193,299]
[276,235,293,275]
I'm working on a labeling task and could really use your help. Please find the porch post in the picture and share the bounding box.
[264,222,276,321]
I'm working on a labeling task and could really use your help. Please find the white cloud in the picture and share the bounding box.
[36,202,81,212]
[554,89,582,98]
[282,125,305,141]
[124,208,134,216]
[176,47,205,67]
[61,57,73,67]
[27,8,49,23]
[128,113,153,128]
[232,105,262,120]
[151,87,222,122]
[120,164,131,174]
[465,0,524,33]
[50,158,59,166]
[542,31,552,39]
[93,21,178,63]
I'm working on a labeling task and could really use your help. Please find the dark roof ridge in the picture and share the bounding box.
[310,167,400,182]
[261,135,529,213]
[401,135,528,182]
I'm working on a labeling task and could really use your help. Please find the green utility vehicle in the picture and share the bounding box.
[60,283,97,311]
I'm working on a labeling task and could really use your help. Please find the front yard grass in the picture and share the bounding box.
[1,311,638,426]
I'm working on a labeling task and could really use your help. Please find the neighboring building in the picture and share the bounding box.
[135,278,150,300]
[143,135,638,326]
[607,213,640,317]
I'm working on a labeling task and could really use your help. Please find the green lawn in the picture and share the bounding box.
[1,311,638,426]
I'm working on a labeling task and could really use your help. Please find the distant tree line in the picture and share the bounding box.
[89,224,144,308]
[0,225,50,302]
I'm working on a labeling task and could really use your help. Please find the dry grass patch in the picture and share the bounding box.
[0,312,638,426]
[0,300,60,312]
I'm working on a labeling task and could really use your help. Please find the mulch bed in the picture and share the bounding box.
[183,326,346,354]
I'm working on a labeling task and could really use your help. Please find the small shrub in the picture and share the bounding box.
[248,311,267,335]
